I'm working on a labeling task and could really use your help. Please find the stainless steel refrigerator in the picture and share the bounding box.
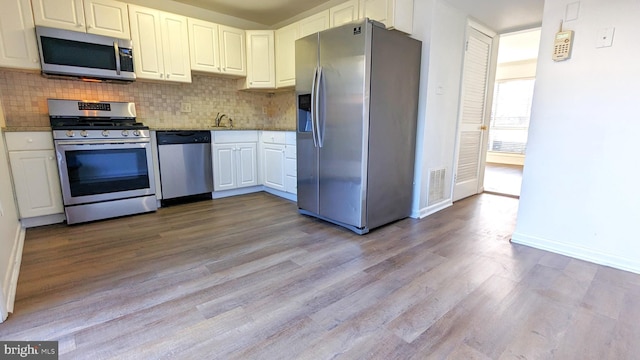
[296,19,421,234]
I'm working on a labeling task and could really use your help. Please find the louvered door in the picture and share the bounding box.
[453,27,493,201]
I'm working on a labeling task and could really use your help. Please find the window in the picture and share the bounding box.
[489,78,535,154]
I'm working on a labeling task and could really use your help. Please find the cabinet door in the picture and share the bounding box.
[263,143,286,191]
[330,0,359,28]
[9,150,63,218]
[219,25,246,76]
[32,0,85,32]
[245,30,275,89]
[212,144,236,191]
[0,0,40,69]
[129,5,164,80]
[298,10,329,39]
[83,0,130,38]
[236,143,258,188]
[188,18,221,73]
[275,22,298,88]
[160,12,191,83]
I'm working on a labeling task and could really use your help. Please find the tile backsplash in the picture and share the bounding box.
[0,69,296,130]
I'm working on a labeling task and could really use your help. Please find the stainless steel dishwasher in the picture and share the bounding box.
[156,131,213,205]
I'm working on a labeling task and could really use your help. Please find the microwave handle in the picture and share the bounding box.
[113,42,121,75]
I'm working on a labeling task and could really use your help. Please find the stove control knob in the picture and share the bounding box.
[80,130,88,137]
[133,130,141,137]
[102,130,110,137]
[66,130,75,137]
[121,130,129,137]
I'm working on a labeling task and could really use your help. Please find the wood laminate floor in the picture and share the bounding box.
[2,192,640,359]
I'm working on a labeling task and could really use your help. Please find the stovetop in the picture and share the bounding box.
[50,118,148,130]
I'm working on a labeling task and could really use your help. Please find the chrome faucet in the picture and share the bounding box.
[215,113,227,127]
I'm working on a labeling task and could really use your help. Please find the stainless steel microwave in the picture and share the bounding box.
[35,26,135,82]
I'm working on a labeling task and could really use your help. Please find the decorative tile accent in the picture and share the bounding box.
[0,69,296,130]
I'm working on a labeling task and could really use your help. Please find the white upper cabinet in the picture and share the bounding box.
[0,0,40,69]
[83,0,130,38]
[31,0,130,38]
[360,0,413,34]
[219,25,246,76]
[330,0,360,28]
[160,12,191,82]
[275,22,298,88]
[298,10,330,39]
[129,4,191,83]
[188,19,246,77]
[240,30,275,89]
[188,18,221,73]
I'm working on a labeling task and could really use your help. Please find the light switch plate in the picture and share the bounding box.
[596,27,615,48]
[180,102,192,112]
[565,2,580,21]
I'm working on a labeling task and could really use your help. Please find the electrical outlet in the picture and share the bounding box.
[181,102,192,113]
[262,106,267,115]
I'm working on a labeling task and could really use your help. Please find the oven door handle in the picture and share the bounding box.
[55,139,150,146]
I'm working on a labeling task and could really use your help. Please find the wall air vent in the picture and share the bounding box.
[428,168,446,206]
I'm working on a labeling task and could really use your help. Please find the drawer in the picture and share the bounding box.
[285,157,297,176]
[5,132,54,151]
[285,175,297,194]
[213,130,259,144]
[284,145,296,159]
[285,131,296,145]
[261,131,286,144]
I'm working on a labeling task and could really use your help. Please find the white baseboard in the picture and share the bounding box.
[411,200,453,219]
[511,232,640,275]
[263,187,297,202]
[212,186,262,199]
[2,223,25,319]
[20,213,65,228]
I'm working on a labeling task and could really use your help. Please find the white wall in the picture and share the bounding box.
[512,0,640,273]
[0,102,23,321]
[411,0,468,217]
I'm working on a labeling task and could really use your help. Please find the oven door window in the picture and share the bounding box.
[65,148,150,197]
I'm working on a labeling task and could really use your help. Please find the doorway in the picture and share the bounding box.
[483,28,540,197]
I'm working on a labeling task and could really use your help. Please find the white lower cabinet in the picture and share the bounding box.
[5,132,64,220]
[261,131,296,195]
[212,131,258,192]
[262,143,285,191]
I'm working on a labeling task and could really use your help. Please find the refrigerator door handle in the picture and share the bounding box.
[316,66,324,148]
[310,66,319,148]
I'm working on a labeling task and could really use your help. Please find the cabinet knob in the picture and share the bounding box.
[167,74,171,79]
[48,156,54,161]
[160,74,164,78]
[27,138,33,143]
[33,59,38,63]
[77,23,83,27]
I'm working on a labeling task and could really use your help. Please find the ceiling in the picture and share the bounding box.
[172,0,544,31]
[172,0,332,26]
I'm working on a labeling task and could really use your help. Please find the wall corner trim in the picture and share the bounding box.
[414,200,453,219]
[2,224,25,319]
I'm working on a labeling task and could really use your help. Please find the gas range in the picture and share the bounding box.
[47,98,157,225]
